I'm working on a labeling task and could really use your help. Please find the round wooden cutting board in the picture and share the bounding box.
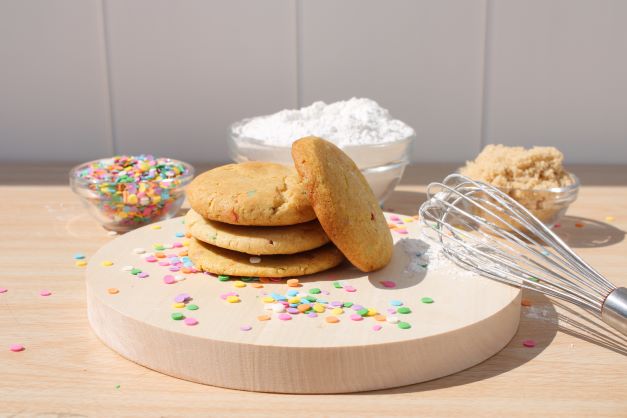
[86,213,521,394]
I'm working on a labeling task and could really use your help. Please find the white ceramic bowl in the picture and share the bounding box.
[229,119,415,203]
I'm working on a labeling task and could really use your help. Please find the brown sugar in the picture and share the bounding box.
[460,144,573,190]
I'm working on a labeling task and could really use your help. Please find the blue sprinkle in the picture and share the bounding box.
[73,253,85,260]
[175,232,185,238]
[286,289,299,297]
[390,300,404,306]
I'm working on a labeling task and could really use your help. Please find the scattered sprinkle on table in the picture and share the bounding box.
[107,230,118,236]
[521,298,532,307]
[257,315,271,321]
[107,288,119,294]
[380,280,396,288]
[171,312,184,320]
[386,316,399,324]
[240,325,252,331]
[9,344,24,352]
[421,297,434,304]
[344,285,356,292]
[75,260,87,267]
[278,313,292,321]
[605,216,615,222]
[39,290,52,297]
[184,317,198,326]
[186,304,199,311]
[286,278,300,287]
[390,300,403,306]
[326,316,340,323]
[101,260,114,267]
[150,225,162,230]
[397,307,411,314]
[350,314,363,321]
[133,247,146,254]
[523,339,536,348]
[397,322,411,329]
[226,295,240,303]
[0,288,8,294]
[73,253,86,260]
[372,324,382,331]
[309,288,321,294]
[163,275,176,284]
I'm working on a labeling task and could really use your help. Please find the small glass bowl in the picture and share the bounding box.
[229,119,415,203]
[70,158,194,232]
[502,172,580,227]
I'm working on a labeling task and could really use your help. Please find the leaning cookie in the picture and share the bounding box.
[292,136,393,272]
[188,238,344,278]
[185,209,329,255]
[186,162,316,226]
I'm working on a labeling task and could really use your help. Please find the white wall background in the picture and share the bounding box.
[1,0,626,164]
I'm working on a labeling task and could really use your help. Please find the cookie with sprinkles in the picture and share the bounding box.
[185,209,329,255]
[292,137,393,272]
[188,238,344,277]
[186,162,316,226]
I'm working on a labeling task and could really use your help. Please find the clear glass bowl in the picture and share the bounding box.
[69,158,194,232]
[229,119,415,203]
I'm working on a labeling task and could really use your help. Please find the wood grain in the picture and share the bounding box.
[1,164,626,417]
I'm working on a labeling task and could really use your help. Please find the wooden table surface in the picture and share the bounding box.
[1,163,626,418]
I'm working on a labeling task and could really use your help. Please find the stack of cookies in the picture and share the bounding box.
[186,137,393,278]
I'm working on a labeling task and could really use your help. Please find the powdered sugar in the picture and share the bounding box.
[235,98,414,147]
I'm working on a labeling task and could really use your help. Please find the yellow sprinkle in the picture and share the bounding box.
[288,297,300,304]
[101,260,114,267]
[605,216,615,222]
[367,308,378,316]
[107,288,119,294]
[262,296,275,303]
[173,302,185,308]
[313,303,325,313]
[226,295,240,303]
[75,260,87,267]
[331,308,344,315]
[403,217,414,223]
[150,224,162,230]
[183,240,190,247]
[233,281,246,288]
[127,194,138,205]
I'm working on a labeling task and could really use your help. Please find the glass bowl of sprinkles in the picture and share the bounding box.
[70,155,194,232]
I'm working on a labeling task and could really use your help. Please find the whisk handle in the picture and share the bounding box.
[601,287,627,336]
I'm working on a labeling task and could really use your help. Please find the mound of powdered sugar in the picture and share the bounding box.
[235,98,414,146]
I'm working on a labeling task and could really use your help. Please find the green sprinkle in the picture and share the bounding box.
[343,302,354,308]
[421,297,434,304]
[218,275,230,281]
[357,308,369,316]
[154,244,165,250]
[529,276,540,282]
[171,312,184,320]
[332,281,343,289]
[247,190,256,197]
[130,268,141,275]
[115,384,120,389]
[309,288,321,294]
[241,277,254,282]
[186,304,199,311]
[305,296,317,303]
[398,322,411,329]
[398,307,412,314]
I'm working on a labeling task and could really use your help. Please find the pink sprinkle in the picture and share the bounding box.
[278,313,292,321]
[307,312,317,318]
[380,280,397,288]
[394,229,408,234]
[372,325,382,331]
[240,325,252,331]
[0,288,7,293]
[522,339,536,348]
[386,308,396,314]
[39,290,52,297]
[184,317,198,326]
[9,344,24,352]
[163,275,176,284]
[350,314,363,321]
[344,285,356,292]
[389,215,401,221]
[145,256,158,262]
[172,242,183,248]
[158,261,170,266]
[168,266,180,272]
[220,291,238,300]
[138,272,149,278]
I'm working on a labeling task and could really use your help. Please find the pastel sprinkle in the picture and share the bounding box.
[374,314,386,321]
[175,232,185,237]
[390,300,403,306]
[605,216,615,222]
[309,288,321,294]
[151,225,162,230]
[344,285,356,292]
[326,316,340,323]
[521,299,532,307]
[133,248,146,254]
[0,288,7,293]
[130,268,142,275]
[9,344,24,352]
[421,297,434,304]
[398,322,411,329]
[272,304,285,313]
[121,265,133,271]
[240,325,252,331]
[233,280,246,288]
[137,272,149,278]
[75,260,87,267]
[101,260,114,267]
[387,316,399,324]
[218,275,230,281]
[257,315,271,321]
[163,275,176,284]
[186,304,199,310]
[332,281,343,289]
[173,302,185,308]
[184,317,198,326]
[107,288,119,294]
[350,314,363,321]
[331,308,344,315]
[73,253,85,260]
[174,293,190,303]
[523,339,536,348]
[394,229,408,234]
[226,295,240,303]
[380,280,396,288]
[39,290,52,297]
[397,307,411,314]
[278,313,292,321]
[286,278,300,287]
[171,312,184,320]
[307,312,318,318]
[372,324,382,331]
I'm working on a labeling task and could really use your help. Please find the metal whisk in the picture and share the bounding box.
[419,174,627,336]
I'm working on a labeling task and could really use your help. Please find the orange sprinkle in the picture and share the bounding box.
[257,315,271,321]
[325,316,340,323]
[107,288,119,294]
[178,250,188,257]
[251,283,263,288]
[575,223,585,228]
[521,298,532,307]
[259,277,271,284]
[286,278,300,287]
[387,223,397,229]
[297,304,311,313]
[155,252,166,258]
[181,267,192,274]
[374,314,387,321]
[185,232,192,238]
